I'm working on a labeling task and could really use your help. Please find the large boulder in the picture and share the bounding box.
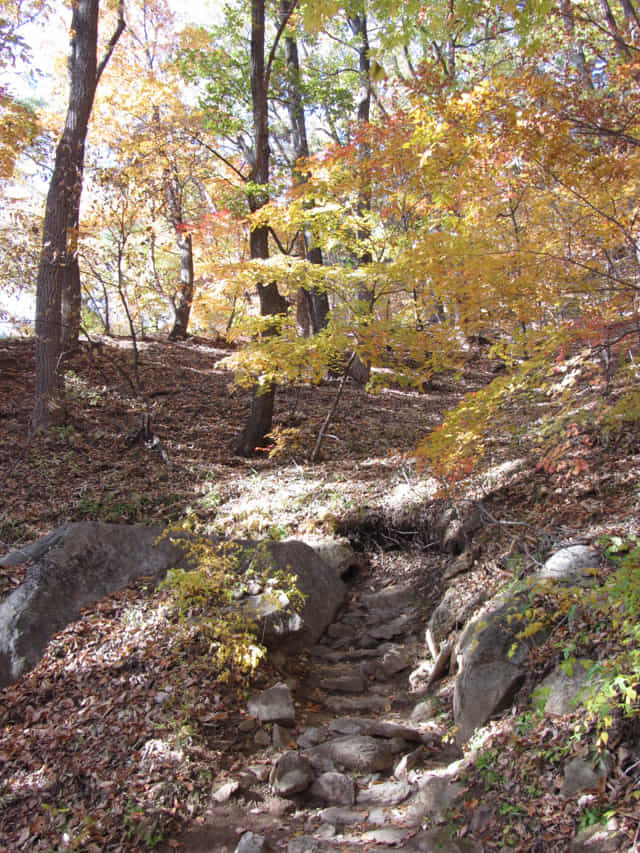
[0,522,181,687]
[452,545,602,744]
[0,523,346,687]
[232,538,346,651]
[453,590,538,744]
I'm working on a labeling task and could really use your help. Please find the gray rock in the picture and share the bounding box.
[356,779,413,806]
[318,807,363,826]
[361,828,410,845]
[319,672,367,693]
[410,699,437,723]
[0,522,182,687]
[328,716,425,743]
[235,832,268,853]
[269,750,315,796]
[368,613,415,640]
[254,729,271,747]
[287,836,322,853]
[324,695,389,714]
[0,524,347,687]
[360,584,416,611]
[247,763,270,782]
[310,772,356,805]
[297,727,329,749]
[377,645,411,678]
[273,723,295,749]
[535,659,595,716]
[540,545,599,584]
[404,767,464,825]
[248,682,295,726]
[404,828,481,852]
[427,587,486,653]
[212,779,240,803]
[561,756,608,798]
[443,550,476,582]
[394,747,426,779]
[238,539,347,651]
[367,808,388,826]
[326,623,355,639]
[569,819,624,852]
[306,735,394,773]
[306,538,360,578]
[453,591,538,743]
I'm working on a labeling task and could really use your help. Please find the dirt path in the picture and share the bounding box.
[163,541,463,853]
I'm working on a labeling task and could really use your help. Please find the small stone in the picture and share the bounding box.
[361,584,416,611]
[404,767,464,825]
[377,645,411,679]
[327,622,354,639]
[394,747,426,778]
[318,807,363,825]
[310,771,356,806]
[367,808,388,826]
[212,779,240,803]
[267,796,294,817]
[324,695,388,714]
[297,727,328,749]
[270,750,315,796]
[273,723,295,749]
[361,828,410,845]
[254,729,271,747]
[328,716,424,743]
[561,756,609,798]
[287,836,321,853]
[248,682,295,726]
[235,831,268,853]
[247,763,270,782]
[535,659,594,716]
[239,718,258,733]
[540,546,599,585]
[356,779,413,806]
[368,614,414,640]
[411,699,437,723]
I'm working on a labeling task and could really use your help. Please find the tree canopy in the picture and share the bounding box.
[1,0,639,456]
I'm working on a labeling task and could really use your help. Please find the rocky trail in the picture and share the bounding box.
[167,539,476,853]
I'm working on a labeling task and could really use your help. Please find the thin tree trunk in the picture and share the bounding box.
[235,0,295,456]
[347,7,372,384]
[32,0,125,430]
[168,230,194,339]
[281,0,329,336]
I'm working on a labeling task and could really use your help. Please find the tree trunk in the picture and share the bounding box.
[168,231,194,339]
[281,0,330,337]
[346,7,372,384]
[32,0,125,431]
[235,0,294,456]
[61,257,82,354]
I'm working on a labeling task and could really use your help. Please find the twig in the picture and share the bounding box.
[311,352,356,462]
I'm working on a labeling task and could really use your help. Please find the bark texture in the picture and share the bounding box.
[32,0,125,430]
[236,0,295,455]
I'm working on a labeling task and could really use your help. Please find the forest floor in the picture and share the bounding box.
[1,335,640,851]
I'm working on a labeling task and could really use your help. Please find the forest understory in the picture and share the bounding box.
[1,335,640,852]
